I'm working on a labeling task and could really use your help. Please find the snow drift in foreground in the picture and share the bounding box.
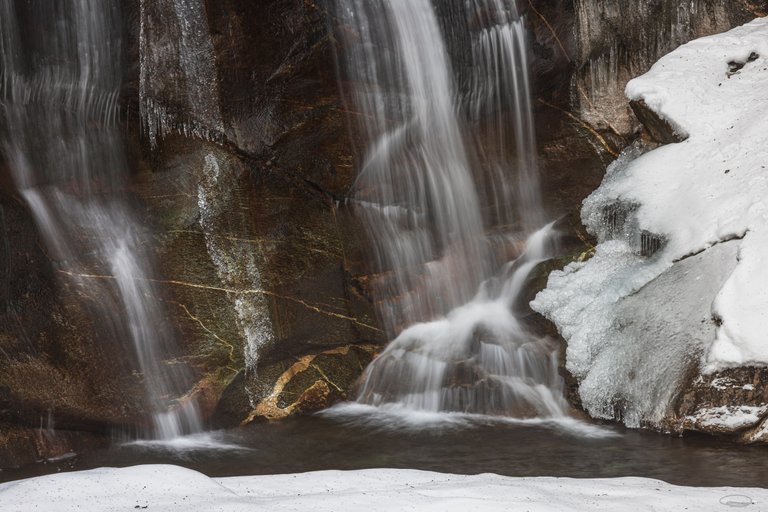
[533,17,768,427]
[0,465,765,512]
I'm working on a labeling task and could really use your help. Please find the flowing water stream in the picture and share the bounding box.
[0,0,201,439]
[332,0,567,419]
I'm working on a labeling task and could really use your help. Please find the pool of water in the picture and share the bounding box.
[3,406,768,487]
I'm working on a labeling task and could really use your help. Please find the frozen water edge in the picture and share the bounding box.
[1,464,766,511]
[533,17,768,427]
[321,402,618,439]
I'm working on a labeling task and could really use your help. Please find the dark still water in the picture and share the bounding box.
[3,407,768,487]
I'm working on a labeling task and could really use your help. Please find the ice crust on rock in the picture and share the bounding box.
[533,17,768,427]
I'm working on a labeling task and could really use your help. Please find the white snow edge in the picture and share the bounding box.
[1,465,767,512]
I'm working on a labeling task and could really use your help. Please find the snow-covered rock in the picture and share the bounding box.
[533,17,768,431]
[1,465,767,511]
[683,405,768,433]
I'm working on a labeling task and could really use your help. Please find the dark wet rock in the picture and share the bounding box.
[0,168,148,436]
[3,0,386,445]
[727,51,760,77]
[134,131,384,423]
[673,368,768,440]
[139,0,358,198]
[212,344,378,425]
[630,99,687,144]
[443,360,486,389]
[0,0,762,457]
[132,0,767,434]
[131,0,762,430]
[744,416,768,443]
[132,0,386,425]
[0,422,109,470]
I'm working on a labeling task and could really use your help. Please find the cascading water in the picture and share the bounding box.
[356,224,570,417]
[0,0,201,439]
[336,0,489,335]
[332,0,570,418]
[467,0,544,233]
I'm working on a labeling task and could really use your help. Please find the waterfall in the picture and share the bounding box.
[332,0,569,418]
[336,0,489,335]
[467,0,544,232]
[0,0,201,439]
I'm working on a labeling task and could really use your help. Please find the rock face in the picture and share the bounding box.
[0,0,384,468]
[521,0,754,218]
[134,0,385,425]
[676,368,768,437]
[135,135,384,425]
[570,0,757,136]
[0,175,147,467]
[628,99,687,144]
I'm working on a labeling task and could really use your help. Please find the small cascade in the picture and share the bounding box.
[0,0,201,439]
[197,153,274,405]
[357,224,569,417]
[332,0,570,419]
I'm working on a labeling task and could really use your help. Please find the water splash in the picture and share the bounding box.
[356,224,569,417]
[0,0,201,439]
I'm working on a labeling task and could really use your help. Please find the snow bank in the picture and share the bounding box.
[533,17,768,426]
[1,465,766,511]
[623,17,768,371]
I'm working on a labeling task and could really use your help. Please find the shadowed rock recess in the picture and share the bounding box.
[0,0,760,466]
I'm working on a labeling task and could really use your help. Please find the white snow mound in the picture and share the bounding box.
[1,465,767,512]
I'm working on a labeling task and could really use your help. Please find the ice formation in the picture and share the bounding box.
[573,0,742,133]
[533,17,768,427]
[140,0,225,147]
